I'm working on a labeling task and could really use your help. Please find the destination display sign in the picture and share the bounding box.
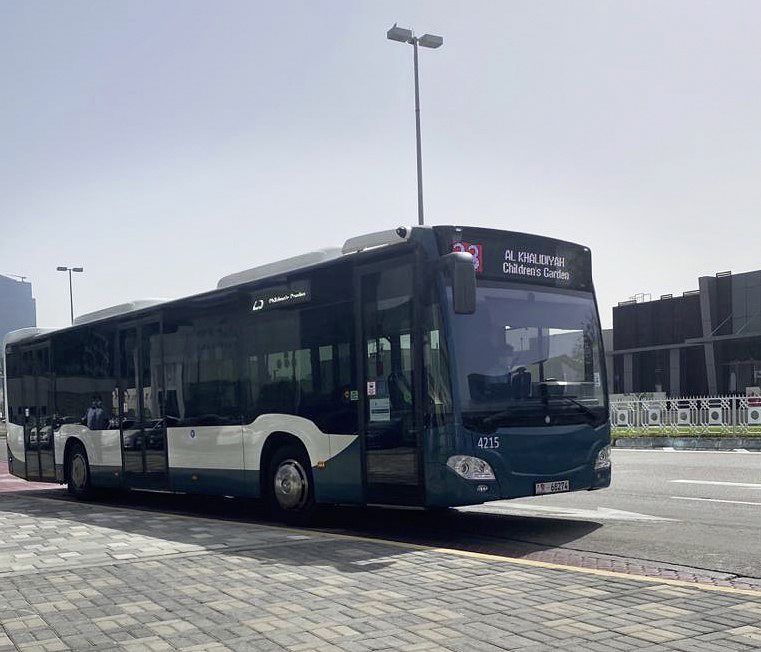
[435,227,593,291]
[250,279,311,313]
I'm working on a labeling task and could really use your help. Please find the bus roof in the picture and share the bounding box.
[3,226,593,347]
[3,327,57,348]
[74,299,170,326]
[216,227,412,289]
[3,227,415,346]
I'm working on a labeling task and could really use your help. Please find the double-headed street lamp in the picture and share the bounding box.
[56,266,84,325]
[387,23,443,226]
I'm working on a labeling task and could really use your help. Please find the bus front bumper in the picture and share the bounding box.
[429,444,611,507]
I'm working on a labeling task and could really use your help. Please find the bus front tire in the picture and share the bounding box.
[266,444,316,524]
[67,443,93,499]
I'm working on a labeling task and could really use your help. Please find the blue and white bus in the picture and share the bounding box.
[3,226,610,520]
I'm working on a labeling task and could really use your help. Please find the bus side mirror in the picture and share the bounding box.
[440,252,476,314]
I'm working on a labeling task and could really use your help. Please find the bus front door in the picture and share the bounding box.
[118,321,168,487]
[357,259,424,505]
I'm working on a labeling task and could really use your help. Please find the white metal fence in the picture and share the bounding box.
[610,395,761,435]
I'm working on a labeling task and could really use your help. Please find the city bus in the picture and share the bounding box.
[3,226,610,521]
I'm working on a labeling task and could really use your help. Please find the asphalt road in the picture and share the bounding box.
[3,442,760,581]
[466,448,761,579]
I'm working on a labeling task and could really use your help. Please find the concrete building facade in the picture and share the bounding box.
[0,274,36,418]
[612,270,761,397]
[0,274,36,343]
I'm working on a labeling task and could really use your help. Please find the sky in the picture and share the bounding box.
[2,0,760,330]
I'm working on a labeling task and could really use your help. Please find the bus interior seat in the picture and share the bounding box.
[511,367,531,399]
[387,372,413,410]
[467,373,512,402]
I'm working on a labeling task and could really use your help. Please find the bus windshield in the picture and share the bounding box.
[449,282,606,430]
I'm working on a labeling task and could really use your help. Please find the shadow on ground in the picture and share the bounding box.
[0,484,603,573]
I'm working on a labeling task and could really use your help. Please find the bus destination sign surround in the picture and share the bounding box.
[446,229,592,291]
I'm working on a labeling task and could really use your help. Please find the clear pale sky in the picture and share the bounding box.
[2,1,760,329]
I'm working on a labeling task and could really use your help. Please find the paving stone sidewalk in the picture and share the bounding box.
[1,493,761,652]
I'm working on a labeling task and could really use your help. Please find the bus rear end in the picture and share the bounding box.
[426,226,610,506]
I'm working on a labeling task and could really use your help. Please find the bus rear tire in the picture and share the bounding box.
[67,442,93,499]
[266,444,316,524]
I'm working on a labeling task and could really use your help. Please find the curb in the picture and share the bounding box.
[613,436,761,451]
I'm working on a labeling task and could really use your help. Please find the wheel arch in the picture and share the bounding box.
[259,431,309,499]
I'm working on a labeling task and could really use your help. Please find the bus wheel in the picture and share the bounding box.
[267,444,315,524]
[67,443,93,499]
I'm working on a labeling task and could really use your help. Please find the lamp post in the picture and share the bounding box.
[56,266,84,325]
[387,24,443,226]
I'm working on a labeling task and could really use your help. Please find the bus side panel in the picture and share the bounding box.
[6,421,26,478]
[241,415,362,504]
[167,426,249,496]
[321,434,362,504]
[57,425,123,487]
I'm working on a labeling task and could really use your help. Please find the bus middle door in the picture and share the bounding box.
[118,321,168,487]
[21,344,55,482]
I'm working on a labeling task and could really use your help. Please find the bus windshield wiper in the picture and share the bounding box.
[462,409,522,432]
[481,409,521,427]
[546,395,600,422]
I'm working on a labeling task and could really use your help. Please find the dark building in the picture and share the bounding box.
[0,274,36,343]
[612,270,761,397]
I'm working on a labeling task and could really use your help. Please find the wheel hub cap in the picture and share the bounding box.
[273,459,308,511]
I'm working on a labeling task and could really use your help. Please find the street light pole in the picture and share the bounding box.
[67,270,73,324]
[56,266,84,325]
[412,37,424,227]
[387,24,443,226]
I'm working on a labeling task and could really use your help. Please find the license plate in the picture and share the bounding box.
[535,480,570,495]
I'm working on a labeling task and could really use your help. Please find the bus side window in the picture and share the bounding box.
[5,345,24,426]
[241,299,356,434]
[163,309,242,427]
[54,327,117,431]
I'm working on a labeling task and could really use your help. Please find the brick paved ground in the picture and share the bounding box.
[6,457,760,594]
[1,491,761,651]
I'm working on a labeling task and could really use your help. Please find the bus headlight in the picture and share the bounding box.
[594,445,611,470]
[447,455,496,480]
